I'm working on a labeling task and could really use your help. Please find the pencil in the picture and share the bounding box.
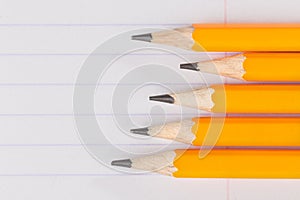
[130,117,300,146]
[111,149,300,178]
[132,24,300,51]
[149,84,300,113]
[180,53,300,82]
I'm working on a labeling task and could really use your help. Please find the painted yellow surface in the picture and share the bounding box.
[243,53,300,81]
[192,24,300,51]
[173,149,300,178]
[211,84,300,113]
[191,117,300,146]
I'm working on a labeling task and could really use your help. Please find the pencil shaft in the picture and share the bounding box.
[211,84,300,113]
[242,53,300,81]
[192,24,300,51]
[192,117,300,146]
[173,149,300,178]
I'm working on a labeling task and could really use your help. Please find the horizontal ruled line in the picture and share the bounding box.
[0,144,299,149]
[0,53,222,56]
[0,173,158,177]
[0,113,299,117]
[0,23,190,27]
[0,83,208,87]
[0,113,201,117]
[0,143,186,147]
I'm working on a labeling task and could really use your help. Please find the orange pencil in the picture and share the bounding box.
[180,53,300,82]
[149,84,300,113]
[130,117,300,146]
[132,24,300,51]
[112,149,300,178]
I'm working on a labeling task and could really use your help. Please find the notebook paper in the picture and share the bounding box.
[1,0,300,199]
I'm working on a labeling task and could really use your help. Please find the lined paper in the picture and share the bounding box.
[1,0,300,199]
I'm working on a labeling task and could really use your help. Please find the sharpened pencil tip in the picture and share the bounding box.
[180,62,199,71]
[130,127,150,136]
[131,33,152,42]
[111,159,132,168]
[149,94,175,104]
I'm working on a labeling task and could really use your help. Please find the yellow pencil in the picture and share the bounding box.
[131,117,300,146]
[149,84,300,113]
[180,53,300,82]
[132,24,300,51]
[112,149,300,178]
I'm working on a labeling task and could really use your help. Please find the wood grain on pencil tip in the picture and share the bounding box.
[132,24,300,51]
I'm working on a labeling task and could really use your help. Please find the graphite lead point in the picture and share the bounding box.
[130,127,150,136]
[149,94,175,104]
[180,62,199,71]
[111,159,132,168]
[131,33,152,42]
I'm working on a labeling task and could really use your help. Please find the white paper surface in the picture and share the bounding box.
[1,0,300,199]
